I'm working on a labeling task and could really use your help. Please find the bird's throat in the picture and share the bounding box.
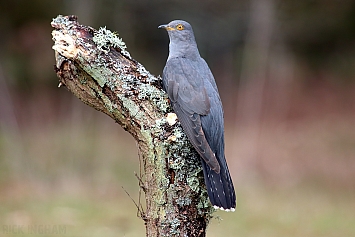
[168,41,200,60]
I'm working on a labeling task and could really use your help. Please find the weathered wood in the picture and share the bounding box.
[51,15,213,236]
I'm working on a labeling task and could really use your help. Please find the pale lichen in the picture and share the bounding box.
[51,15,75,30]
[138,83,169,113]
[197,189,214,215]
[175,196,192,206]
[93,27,131,58]
[169,218,181,235]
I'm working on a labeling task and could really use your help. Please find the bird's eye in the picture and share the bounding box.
[176,24,184,31]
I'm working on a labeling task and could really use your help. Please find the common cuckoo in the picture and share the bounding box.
[159,20,236,211]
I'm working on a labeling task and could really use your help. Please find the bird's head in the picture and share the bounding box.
[158,20,196,45]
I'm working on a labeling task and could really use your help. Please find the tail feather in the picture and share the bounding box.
[201,159,236,211]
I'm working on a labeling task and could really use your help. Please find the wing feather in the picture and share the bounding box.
[163,58,210,115]
[163,57,220,173]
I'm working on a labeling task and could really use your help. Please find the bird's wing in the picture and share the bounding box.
[163,57,210,115]
[163,57,220,173]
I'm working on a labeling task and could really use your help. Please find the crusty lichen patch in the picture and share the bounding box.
[93,27,131,58]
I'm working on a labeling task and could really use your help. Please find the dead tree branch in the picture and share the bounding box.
[51,15,213,237]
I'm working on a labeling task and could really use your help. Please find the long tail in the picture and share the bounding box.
[201,158,236,211]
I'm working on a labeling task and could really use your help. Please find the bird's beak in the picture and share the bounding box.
[158,24,175,31]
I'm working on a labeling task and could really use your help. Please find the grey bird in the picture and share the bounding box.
[159,20,236,211]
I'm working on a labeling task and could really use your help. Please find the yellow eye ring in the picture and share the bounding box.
[176,24,184,31]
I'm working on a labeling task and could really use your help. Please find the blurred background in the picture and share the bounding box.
[1,0,355,236]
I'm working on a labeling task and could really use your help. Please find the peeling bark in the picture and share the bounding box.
[51,15,213,236]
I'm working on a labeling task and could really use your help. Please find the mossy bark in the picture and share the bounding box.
[51,15,213,236]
